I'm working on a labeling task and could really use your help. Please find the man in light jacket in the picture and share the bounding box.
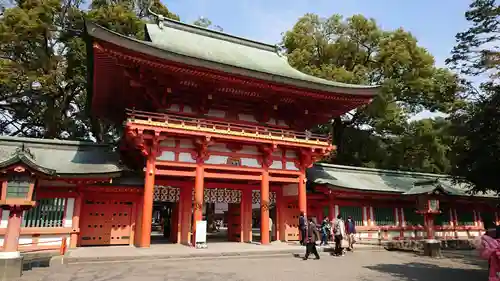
[332,214,346,256]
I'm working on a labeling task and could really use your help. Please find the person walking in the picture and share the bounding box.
[346,216,357,251]
[320,217,331,246]
[299,212,306,245]
[332,214,346,256]
[303,218,320,260]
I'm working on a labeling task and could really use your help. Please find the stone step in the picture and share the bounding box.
[60,245,384,265]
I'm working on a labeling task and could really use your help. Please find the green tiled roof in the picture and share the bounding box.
[307,163,497,198]
[85,20,379,96]
[0,136,124,177]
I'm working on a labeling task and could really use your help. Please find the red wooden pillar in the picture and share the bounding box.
[3,207,23,252]
[260,170,270,245]
[70,195,83,248]
[179,186,192,245]
[298,172,307,216]
[191,164,204,245]
[276,188,283,241]
[241,189,253,242]
[329,201,335,221]
[138,153,155,248]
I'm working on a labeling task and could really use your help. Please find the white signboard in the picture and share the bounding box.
[195,220,207,244]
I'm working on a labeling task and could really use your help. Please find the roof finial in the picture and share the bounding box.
[147,0,164,28]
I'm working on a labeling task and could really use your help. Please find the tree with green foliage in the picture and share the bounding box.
[446,0,499,193]
[282,14,462,172]
[0,0,178,142]
[193,16,223,32]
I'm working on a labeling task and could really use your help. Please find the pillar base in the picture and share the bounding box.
[0,252,23,280]
[423,239,441,258]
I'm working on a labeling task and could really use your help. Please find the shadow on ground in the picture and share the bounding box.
[365,262,487,281]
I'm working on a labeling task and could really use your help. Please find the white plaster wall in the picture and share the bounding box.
[160,139,176,148]
[387,231,399,239]
[168,104,180,112]
[180,139,194,148]
[363,207,368,226]
[469,231,481,237]
[208,143,231,153]
[183,105,193,114]
[400,208,406,227]
[457,231,468,237]
[179,152,196,163]
[38,235,70,246]
[266,118,277,126]
[18,236,32,247]
[370,207,375,226]
[0,210,9,228]
[270,160,282,169]
[277,120,288,127]
[207,109,226,118]
[403,231,415,238]
[285,150,297,158]
[238,114,257,122]
[241,145,259,155]
[205,155,228,165]
[240,158,260,168]
[157,151,175,161]
[64,198,75,228]
[285,162,298,170]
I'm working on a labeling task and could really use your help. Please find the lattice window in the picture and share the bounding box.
[339,206,363,226]
[374,207,396,226]
[6,175,31,199]
[403,208,425,226]
[456,209,475,226]
[22,198,66,227]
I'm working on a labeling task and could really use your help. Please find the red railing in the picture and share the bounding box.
[15,237,67,254]
[125,109,331,145]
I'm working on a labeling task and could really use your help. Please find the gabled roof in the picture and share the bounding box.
[0,136,125,177]
[307,163,497,198]
[85,20,379,97]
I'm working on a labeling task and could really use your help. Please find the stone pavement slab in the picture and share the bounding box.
[63,242,382,264]
[16,249,487,281]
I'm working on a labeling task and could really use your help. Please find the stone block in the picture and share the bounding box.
[0,256,23,281]
[423,240,441,258]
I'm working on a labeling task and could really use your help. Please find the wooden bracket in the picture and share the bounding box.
[191,136,214,164]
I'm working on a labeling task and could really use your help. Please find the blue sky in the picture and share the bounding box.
[163,0,472,67]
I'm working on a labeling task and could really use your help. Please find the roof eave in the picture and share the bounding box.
[0,154,57,176]
[85,21,379,98]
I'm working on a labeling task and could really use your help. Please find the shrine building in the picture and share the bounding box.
[0,17,495,255]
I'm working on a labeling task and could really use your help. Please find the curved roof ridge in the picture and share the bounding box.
[314,163,449,179]
[0,135,110,147]
[155,17,278,53]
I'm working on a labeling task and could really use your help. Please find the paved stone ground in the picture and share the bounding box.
[16,250,488,281]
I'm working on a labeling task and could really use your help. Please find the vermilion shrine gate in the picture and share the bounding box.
[86,17,377,248]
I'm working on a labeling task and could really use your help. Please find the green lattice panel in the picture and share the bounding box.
[374,207,396,226]
[456,209,475,226]
[339,206,363,226]
[403,208,425,226]
[22,198,66,227]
